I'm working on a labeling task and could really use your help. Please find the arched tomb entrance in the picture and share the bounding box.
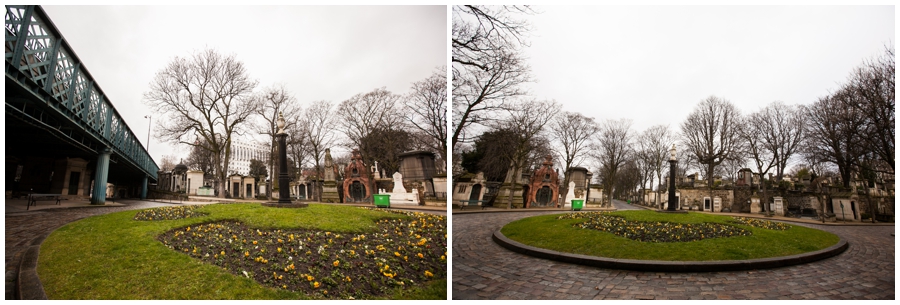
[342,149,372,203]
[525,155,560,208]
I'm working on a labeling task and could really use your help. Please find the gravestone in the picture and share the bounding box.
[563,180,576,208]
[774,196,784,216]
[388,171,417,205]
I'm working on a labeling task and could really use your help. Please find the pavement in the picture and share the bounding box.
[5,196,446,299]
[452,200,895,300]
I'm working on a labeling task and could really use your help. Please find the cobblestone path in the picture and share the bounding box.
[452,210,894,300]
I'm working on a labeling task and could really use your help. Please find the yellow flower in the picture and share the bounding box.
[417,253,424,259]
[333,260,340,267]
[277,247,282,253]
[313,281,321,288]
[345,276,352,282]
[307,275,315,281]
[253,240,258,245]
[394,252,401,257]
[244,251,250,257]
[221,250,225,256]
[425,270,434,277]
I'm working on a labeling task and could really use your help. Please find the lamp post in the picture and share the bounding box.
[276,112,291,204]
[144,115,151,152]
[667,144,678,211]
[585,171,593,204]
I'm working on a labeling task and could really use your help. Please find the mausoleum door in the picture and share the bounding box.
[68,172,80,195]
[469,184,482,201]
[535,186,552,207]
[233,182,239,198]
[350,181,365,201]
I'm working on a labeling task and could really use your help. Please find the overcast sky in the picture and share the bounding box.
[503,5,893,173]
[40,5,447,167]
[523,5,893,147]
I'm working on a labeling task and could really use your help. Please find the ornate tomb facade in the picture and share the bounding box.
[342,149,372,203]
[525,155,560,208]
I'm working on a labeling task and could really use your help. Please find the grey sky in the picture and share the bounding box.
[40,5,447,166]
[518,5,893,171]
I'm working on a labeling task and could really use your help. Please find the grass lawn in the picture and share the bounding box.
[500,210,839,261]
[37,203,446,300]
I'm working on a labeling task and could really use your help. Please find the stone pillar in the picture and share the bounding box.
[277,132,290,204]
[141,175,148,200]
[667,159,677,211]
[91,148,112,205]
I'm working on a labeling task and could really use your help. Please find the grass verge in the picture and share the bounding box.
[500,210,839,261]
[37,203,446,299]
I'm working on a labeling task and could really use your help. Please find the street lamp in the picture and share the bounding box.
[144,115,152,153]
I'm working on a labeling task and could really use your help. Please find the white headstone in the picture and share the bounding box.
[392,172,407,193]
[774,196,784,216]
[565,180,576,206]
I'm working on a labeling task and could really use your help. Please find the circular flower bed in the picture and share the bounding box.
[157,208,446,299]
[730,216,791,230]
[133,205,206,221]
[558,212,751,243]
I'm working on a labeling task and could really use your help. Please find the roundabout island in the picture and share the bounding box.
[495,210,847,272]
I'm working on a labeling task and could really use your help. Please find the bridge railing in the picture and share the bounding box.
[5,5,158,179]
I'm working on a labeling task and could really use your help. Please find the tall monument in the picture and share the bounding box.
[321,148,340,203]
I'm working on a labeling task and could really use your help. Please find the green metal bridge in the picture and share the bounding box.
[5,5,158,203]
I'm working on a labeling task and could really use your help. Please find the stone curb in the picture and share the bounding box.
[492,230,849,272]
[17,231,52,300]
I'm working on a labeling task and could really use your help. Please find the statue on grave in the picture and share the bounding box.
[324,148,335,181]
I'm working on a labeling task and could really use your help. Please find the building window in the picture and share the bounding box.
[457,185,467,193]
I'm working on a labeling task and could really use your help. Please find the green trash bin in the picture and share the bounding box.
[373,194,391,208]
[571,199,584,211]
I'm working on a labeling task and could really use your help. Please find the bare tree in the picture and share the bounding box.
[285,116,309,195]
[300,100,336,201]
[185,137,217,181]
[498,99,561,208]
[756,101,805,181]
[680,96,742,190]
[144,48,259,198]
[405,66,448,163]
[739,111,779,214]
[637,125,675,208]
[847,46,894,173]
[337,87,403,159]
[452,5,535,150]
[252,85,301,199]
[159,155,177,172]
[802,89,866,188]
[593,119,634,207]
[549,111,598,203]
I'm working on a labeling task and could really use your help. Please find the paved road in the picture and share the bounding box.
[611,199,643,210]
[452,207,894,300]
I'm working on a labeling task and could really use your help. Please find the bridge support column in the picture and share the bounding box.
[91,148,112,205]
[141,175,148,200]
